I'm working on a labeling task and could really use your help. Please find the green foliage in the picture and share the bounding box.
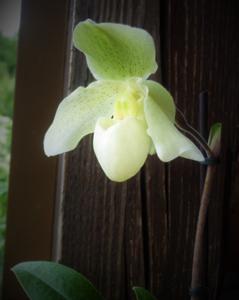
[0,67,15,117]
[12,261,105,300]
[0,33,16,285]
[0,115,12,285]
[0,33,17,118]
[13,261,158,300]
[0,33,17,76]
[0,115,12,218]
[133,287,158,300]
[208,122,222,151]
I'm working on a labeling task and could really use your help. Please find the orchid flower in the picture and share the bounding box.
[44,20,204,182]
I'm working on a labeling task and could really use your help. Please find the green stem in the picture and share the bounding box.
[190,164,217,300]
[175,107,221,299]
[190,136,220,300]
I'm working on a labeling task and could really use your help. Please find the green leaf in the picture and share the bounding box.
[44,80,126,156]
[73,19,157,80]
[12,261,104,300]
[208,122,222,153]
[144,96,204,162]
[133,287,158,300]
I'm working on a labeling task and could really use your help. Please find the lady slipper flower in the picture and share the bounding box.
[44,20,204,182]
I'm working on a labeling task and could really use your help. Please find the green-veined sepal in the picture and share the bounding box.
[73,19,157,80]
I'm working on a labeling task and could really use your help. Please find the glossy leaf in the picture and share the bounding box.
[12,261,104,300]
[133,287,158,300]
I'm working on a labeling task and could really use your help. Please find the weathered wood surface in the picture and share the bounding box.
[2,1,72,299]
[59,1,239,300]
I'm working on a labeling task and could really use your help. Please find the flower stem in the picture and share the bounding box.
[190,135,220,299]
[190,163,217,299]
[174,94,221,299]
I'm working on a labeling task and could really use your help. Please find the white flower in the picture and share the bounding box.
[44,20,204,182]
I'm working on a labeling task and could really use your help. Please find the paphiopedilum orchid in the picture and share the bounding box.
[44,20,204,182]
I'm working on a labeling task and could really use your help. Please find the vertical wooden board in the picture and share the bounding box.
[145,0,203,298]
[146,0,239,299]
[2,1,72,299]
[58,1,239,300]
[202,1,239,298]
[61,140,130,300]
[59,1,161,300]
[144,156,170,299]
[141,1,172,297]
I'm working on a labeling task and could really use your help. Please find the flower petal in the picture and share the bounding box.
[144,80,176,122]
[44,80,125,156]
[144,96,204,162]
[93,116,150,182]
[73,19,157,80]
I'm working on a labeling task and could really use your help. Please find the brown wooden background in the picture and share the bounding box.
[60,0,239,299]
[3,0,239,300]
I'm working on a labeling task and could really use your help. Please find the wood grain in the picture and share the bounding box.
[157,1,239,299]
[59,1,239,300]
[2,1,72,299]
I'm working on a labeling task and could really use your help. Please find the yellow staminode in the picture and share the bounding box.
[113,79,145,121]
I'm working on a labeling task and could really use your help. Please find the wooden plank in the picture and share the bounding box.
[145,0,239,299]
[59,1,161,300]
[2,1,72,299]
[55,1,239,300]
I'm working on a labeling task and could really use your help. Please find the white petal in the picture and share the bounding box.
[143,80,176,122]
[144,96,204,162]
[44,80,126,156]
[93,116,150,182]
